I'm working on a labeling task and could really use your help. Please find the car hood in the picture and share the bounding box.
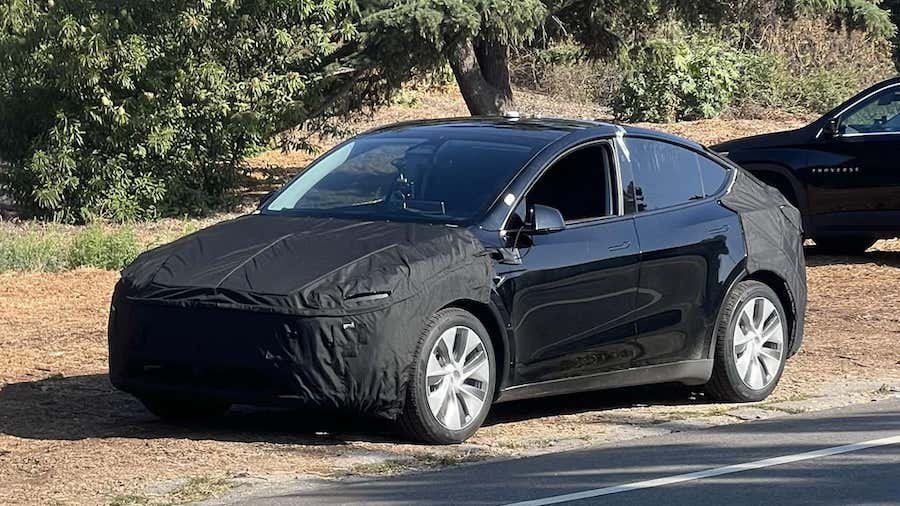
[118,214,491,314]
[712,126,814,153]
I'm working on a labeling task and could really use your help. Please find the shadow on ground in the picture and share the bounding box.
[272,404,900,505]
[0,373,707,445]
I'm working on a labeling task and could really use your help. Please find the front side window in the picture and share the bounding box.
[266,135,543,223]
[840,86,900,135]
[626,139,706,211]
[520,144,615,224]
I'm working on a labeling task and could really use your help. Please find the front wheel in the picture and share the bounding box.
[813,236,876,255]
[706,281,788,403]
[399,308,496,444]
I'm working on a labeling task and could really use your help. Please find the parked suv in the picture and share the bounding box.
[109,118,807,444]
[714,77,900,254]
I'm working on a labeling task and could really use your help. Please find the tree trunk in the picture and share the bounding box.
[446,36,515,116]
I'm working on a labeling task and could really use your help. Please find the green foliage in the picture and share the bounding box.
[0,224,140,271]
[794,0,897,39]
[68,224,140,270]
[0,227,71,272]
[614,36,742,122]
[734,16,895,113]
[610,14,896,122]
[361,0,547,72]
[0,0,364,223]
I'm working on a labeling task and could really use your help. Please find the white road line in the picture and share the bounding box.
[506,434,900,506]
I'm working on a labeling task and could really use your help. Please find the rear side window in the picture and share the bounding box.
[625,138,705,211]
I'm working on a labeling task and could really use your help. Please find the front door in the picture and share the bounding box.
[496,142,641,386]
[809,84,900,234]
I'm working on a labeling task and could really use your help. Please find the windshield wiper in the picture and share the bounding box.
[402,200,446,215]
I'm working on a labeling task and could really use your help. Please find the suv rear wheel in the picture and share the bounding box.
[814,236,876,255]
[399,308,496,444]
[707,280,788,403]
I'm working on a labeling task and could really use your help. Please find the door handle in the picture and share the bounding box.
[608,240,632,252]
[708,225,730,234]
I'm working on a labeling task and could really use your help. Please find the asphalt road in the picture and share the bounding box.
[246,397,900,505]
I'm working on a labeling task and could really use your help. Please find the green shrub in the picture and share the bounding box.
[1,223,144,272]
[734,52,892,115]
[610,16,896,122]
[0,227,70,272]
[68,225,141,270]
[613,36,741,122]
[0,0,362,223]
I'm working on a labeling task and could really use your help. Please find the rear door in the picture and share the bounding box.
[496,141,642,386]
[620,138,744,368]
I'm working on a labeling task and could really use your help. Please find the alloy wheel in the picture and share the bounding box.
[425,325,491,430]
[733,296,785,390]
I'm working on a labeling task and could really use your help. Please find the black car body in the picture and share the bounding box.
[714,77,900,253]
[109,118,807,443]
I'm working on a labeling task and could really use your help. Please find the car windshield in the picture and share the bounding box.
[264,133,545,223]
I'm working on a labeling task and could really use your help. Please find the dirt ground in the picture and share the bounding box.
[1,93,898,505]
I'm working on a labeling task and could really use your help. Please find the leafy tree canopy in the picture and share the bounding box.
[361,0,896,114]
[0,0,390,222]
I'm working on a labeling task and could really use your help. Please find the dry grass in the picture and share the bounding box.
[1,92,898,505]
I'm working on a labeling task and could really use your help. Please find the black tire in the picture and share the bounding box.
[398,308,496,444]
[813,236,876,255]
[706,280,788,403]
[139,396,231,421]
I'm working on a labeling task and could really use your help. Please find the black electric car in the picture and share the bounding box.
[714,77,900,254]
[109,118,807,444]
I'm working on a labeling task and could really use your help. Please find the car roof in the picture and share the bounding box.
[361,116,705,151]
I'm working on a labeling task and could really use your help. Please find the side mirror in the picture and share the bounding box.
[257,190,275,210]
[823,117,841,138]
[529,204,566,234]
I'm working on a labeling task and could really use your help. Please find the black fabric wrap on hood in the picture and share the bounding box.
[109,215,494,419]
[722,171,808,356]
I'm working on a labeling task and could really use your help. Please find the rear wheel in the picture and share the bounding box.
[814,236,876,255]
[139,396,231,421]
[399,308,496,444]
[707,281,788,403]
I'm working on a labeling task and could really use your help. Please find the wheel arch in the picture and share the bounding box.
[713,269,799,359]
[441,298,512,398]
[743,270,798,350]
[742,163,807,212]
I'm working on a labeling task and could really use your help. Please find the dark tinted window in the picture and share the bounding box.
[840,86,900,134]
[525,145,613,222]
[625,139,705,211]
[266,135,543,223]
[697,155,730,196]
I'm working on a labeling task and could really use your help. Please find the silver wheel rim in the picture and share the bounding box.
[425,326,490,431]
[733,296,785,390]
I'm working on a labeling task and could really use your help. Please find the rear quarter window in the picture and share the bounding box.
[697,155,731,196]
